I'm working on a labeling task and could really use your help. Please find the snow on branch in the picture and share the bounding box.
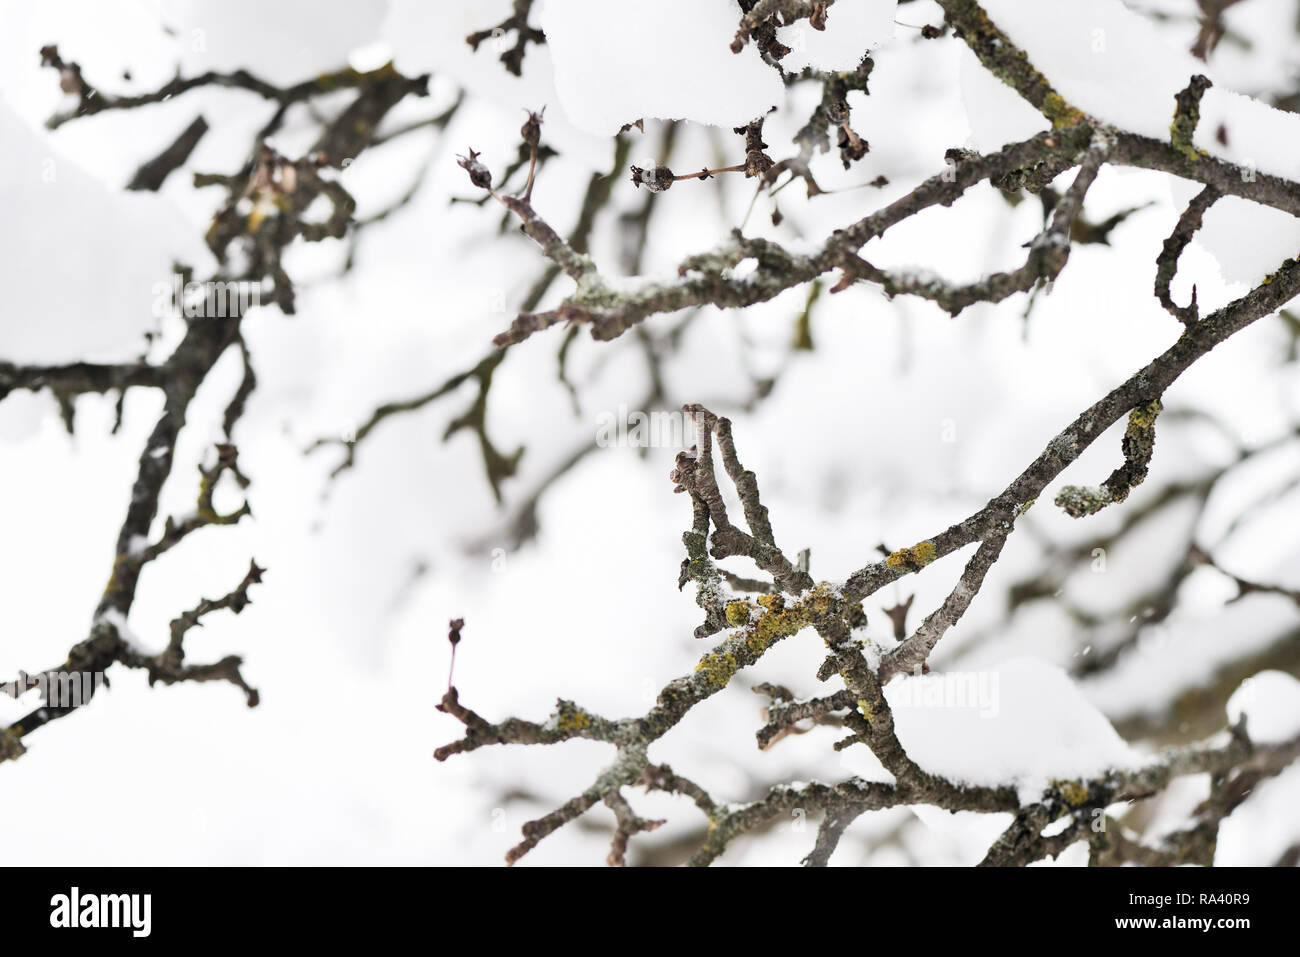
[436,407,1300,866]
[2,46,442,764]
[8,0,1300,870]
[427,0,1300,866]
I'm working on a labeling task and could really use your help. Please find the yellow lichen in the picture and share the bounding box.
[1128,399,1163,429]
[706,586,843,677]
[886,541,938,571]
[197,470,219,521]
[695,651,738,688]
[806,583,836,616]
[1053,779,1089,807]
[101,552,134,599]
[753,608,796,646]
[724,600,754,627]
[1262,258,1296,286]
[555,708,589,733]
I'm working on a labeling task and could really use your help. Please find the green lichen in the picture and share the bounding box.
[1170,74,1212,162]
[956,0,1085,131]
[1043,91,1085,129]
[0,726,25,762]
[1054,484,1114,518]
[1057,400,1162,518]
[1263,258,1298,285]
[1170,123,1203,161]
[314,62,398,92]
[846,599,868,629]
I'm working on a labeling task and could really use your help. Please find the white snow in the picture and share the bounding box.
[381,0,611,168]
[0,98,201,365]
[159,0,389,88]
[95,608,146,653]
[885,657,1138,803]
[775,0,897,72]
[962,0,1300,284]
[1227,670,1300,745]
[979,0,1206,144]
[1083,594,1299,723]
[539,0,784,136]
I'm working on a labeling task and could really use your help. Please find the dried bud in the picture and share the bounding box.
[630,165,674,192]
[837,127,868,166]
[59,66,83,95]
[448,617,465,646]
[734,119,769,155]
[810,2,829,30]
[457,149,493,190]
[921,24,944,39]
[744,150,774,178]
[521,107,545,148]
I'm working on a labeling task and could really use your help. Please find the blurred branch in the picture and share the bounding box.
[3,46,439,763]
[466,0,545,77]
